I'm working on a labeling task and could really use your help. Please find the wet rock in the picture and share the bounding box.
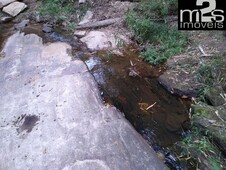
[158,55,201,98]
[0,15,12,23]
[192,103,226,154]
[2,1,27,17]
[14,19,29,30]
[0,0,15,8]
[42,23,53,33]
[205,86,225,106]
[0,32,168,170]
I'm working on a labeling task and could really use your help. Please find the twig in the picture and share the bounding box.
[130,60,135,66]
[198,45,211,57]
[215,110,225,122]
[146,102,157,110]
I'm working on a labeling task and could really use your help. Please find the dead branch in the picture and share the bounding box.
[76,18,122,30]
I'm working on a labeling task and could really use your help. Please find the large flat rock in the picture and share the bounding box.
[0,32,168,170]
[2,1,27,17]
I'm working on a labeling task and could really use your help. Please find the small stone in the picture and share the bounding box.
[14,19,29,30]
[42,23,53,33]
[78,0,86,4]
[2,1,27,17]
[74,30,86,38]
[0,16,13,23]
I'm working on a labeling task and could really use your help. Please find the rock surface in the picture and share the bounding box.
[14,19,29,30]
[2,1,27,17]
[0,15,12,23]
[205,86,226,106]
[80,30,129,51]
[74,30,87,38]
[0,0,15,8]
[0,32,168,170]
[158,55,202,98]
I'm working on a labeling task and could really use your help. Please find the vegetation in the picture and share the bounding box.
[180,128,222,170]
[197,56,226,101]
[198,56,226,87]
[39,0,75,21]
[126,0,188,65]
[39,0,90,31]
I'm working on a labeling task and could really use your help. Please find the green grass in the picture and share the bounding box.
[197,56,226,101]
[198,57,226,87]
[181,127,222,169]
[39,0,75,22]
[135,0,178,19]
[126,0,188,65]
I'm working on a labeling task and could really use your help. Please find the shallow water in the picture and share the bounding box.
[80,47,191,147]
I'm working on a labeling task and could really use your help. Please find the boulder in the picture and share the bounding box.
[205,86,225,106]
[0,32,168,170]
[80,30,128,51]
[0,0,15,8]
[158,55,202,98]
[2,1,27,17]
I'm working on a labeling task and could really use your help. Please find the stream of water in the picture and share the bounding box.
[0,22,192,169]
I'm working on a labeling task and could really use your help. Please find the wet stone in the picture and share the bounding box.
[17,115,39,134]
[14,19,29,30]
[42,23,53,33]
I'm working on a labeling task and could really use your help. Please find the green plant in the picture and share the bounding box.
[198,56,226,88]
[39,0,75,22]
[67,22,77,32]
[141,48,167,65]
[77,3,90,20]
[181,127,222,169]
[135,0,178,19]
[126,0,188,65]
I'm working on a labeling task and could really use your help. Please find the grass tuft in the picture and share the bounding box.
[126,0,188,65]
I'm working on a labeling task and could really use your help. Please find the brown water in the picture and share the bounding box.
[0,23,14,49]
[80,46,191,147]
